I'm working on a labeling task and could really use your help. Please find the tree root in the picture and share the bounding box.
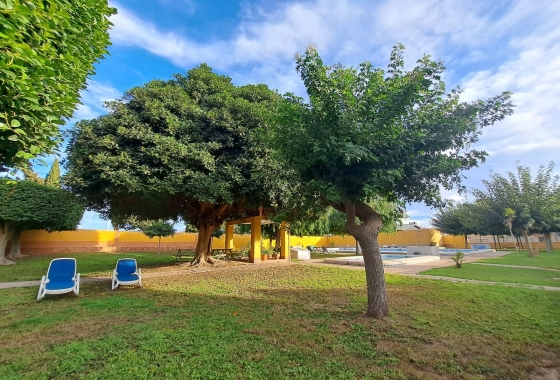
[0,257,16,265]
[189,256,216,267]
[7,253,29,259]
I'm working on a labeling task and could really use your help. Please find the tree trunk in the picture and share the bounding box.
[522,229,533,256]
[0,223,15,265]
[358,229,388,318]
[8,230,26,258]
[329,201,388,319]
[464,234,468,249]
[191,223,216,265]
[184,201,231,266]
[492,235,498,250]
[158,236,161,254]
[544,232,553,252]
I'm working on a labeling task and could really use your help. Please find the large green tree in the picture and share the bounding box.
[272,45,513,318]
[473,163,560,253]
[0,0,115,168]
[432,201,507,247]
[65,65,283,265]
[431,202,475,247]
[0,178,85,265]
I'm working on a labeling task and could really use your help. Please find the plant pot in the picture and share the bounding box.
[261,254,268,261]
[271,254,279,260]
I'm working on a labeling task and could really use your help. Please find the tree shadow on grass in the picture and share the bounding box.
[0,266,559,380]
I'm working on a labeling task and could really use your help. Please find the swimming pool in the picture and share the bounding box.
[335,247,491,255]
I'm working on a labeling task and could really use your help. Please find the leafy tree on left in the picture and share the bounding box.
[0,0,115,169]
[0,178,85,265]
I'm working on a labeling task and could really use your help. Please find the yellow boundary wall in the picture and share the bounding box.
[18,228,461,254]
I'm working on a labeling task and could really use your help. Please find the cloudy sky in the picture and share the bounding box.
[45,0,559,229]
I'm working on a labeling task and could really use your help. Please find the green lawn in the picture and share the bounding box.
[0,252,185,282]
[480,250,560,269]
[420,263,560,287]
[1,257,559,379]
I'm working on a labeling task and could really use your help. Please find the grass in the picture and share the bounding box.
[1,254,560,379]
[479,250,560,270]
[420,263,560,287]
[0,252,186,282]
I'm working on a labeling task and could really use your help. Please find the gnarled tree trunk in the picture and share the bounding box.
[8,229,26,258]
[0,222,15,265]
[187,202,231,266]
[329,201,388,319]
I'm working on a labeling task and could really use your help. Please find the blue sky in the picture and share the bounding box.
[38,0,560,230]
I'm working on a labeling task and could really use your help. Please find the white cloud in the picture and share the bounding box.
[108,0,509,75]
[73,80,121,121]
[104,0,560,228]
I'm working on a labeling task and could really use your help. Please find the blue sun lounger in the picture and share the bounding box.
[37,258,80,301]
[112,258,142,290]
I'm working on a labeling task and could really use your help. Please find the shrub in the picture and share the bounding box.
[451,252,465,268]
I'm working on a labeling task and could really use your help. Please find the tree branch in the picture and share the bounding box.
[344,202,360,235]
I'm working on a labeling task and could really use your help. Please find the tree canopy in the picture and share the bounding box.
[472,162,560,252]
[0,0,115,168]
[140,220,176,254]
[271,44,514,318]
[431,200,506,247]
[64,65,283,264]
[0,178,85,264]
[44,159,61,188]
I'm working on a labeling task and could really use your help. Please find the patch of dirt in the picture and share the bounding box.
[528,367,559,380]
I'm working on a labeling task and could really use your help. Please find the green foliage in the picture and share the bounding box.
[272,44,514,208]
[0,178,84,231]
[290,197,405,237]
[450,252,465,268]
[44,158,60,187]
[141,220,175,240]
[473,162,560,235]
[211,228,225,238]
[432,201,506,237]
[65,65,282,232]
[0,0,115,168]
[20,165,43,184]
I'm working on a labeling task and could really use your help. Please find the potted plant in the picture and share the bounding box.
[271,246,280,259]
[261,247,273,260]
